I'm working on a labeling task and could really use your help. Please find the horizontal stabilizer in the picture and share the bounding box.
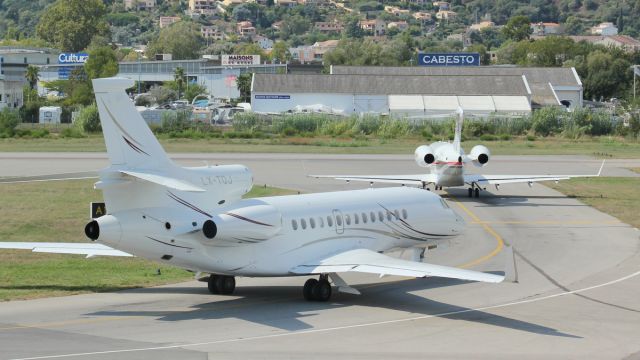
[120,170,206,192]
[0,242,132,257]
[291,248,504,283]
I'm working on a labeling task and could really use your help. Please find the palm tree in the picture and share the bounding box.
[173,67,186,99]
[25,65,39,90]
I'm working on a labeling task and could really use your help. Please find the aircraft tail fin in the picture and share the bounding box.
[453,106,463,152]
[93,78,171,170]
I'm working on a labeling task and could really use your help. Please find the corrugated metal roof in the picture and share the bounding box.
[330,66,580,87]
[252,74,529,96]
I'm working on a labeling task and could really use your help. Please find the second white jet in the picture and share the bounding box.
[312,108,604,197]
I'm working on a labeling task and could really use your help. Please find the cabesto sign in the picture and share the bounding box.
[222,55,260,66]
[58,53,89,64]
[418,53,480,66]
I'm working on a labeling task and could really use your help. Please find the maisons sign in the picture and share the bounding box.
[221,55,260,66]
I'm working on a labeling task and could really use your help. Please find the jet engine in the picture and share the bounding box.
[200,204,282,244]
[414,145,436,167]
[468,145,490,167]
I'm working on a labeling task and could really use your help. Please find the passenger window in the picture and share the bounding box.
[394,210,400,220]
[378,211,384,222]
[336,215,342,226]
[386,211,392,221]
[327,216,333,227]
[362,212,367,223]
[345,214,351,225]
[292,219,298,230]
[301,218,307,230]
[310,218,316,228]
[370,212,376,223]
[402,209,408,219]
[354,213,359,224]
[319,217,324,227]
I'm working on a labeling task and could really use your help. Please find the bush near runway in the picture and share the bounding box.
[0,180,295,301]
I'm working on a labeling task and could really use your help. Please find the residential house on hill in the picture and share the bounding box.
[125,0,155,10]
[159,16,181,29]
[591,22,618,36]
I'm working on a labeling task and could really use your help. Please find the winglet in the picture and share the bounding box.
[504,245,519,283]
[596,159,605,177]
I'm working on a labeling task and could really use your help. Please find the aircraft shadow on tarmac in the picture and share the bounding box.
[89,278,579,339]
[444,189,589,208]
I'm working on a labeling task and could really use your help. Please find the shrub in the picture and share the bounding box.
[60,127,85,138]
[526,134,536,141]
[498,134,511,141]
[0,108,20,137]
[532,107,563,136]
[74,104,101,133]
[479,134,497,141]
[160,110,190,133]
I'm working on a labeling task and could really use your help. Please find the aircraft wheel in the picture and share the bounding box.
[208,275,220,294]
[219,276,236,295]
[468,188,473,197]
[475,188,480,198]
[313,279,332,302]
[303,279,318,301]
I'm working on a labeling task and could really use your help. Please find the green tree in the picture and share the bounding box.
[74,103,101,133]
[236,73,252,102]
[146,21,203,60]
[271,41,291,63]
[343,16,364,39]
[174,67,186,99]
[84,46,119,80]
[184,83,207,103]
[36,0,109,52]
[502,15,532,42]
[25,65,39,90]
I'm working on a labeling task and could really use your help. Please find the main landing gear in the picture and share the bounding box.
[303,274,332,302]
[468,184,480,198]
[208,274,236,295]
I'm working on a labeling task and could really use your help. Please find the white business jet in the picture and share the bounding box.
[0,78,513,301]
[312,108,604,198]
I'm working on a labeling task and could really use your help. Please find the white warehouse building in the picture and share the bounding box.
[251,73,533,117]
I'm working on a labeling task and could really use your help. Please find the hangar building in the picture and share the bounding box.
[331,65,583,110]
[251,73,533,117]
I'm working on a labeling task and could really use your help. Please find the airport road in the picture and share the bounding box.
[0,153,639,359]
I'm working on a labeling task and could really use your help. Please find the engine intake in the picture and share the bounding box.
[414,145,436,167]
[199,203,282,243]
[469,145,490,167]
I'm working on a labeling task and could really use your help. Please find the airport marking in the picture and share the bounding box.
[447,195,505,269]
[9,268,640,360]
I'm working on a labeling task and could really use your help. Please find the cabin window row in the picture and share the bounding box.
[291,209,409,231]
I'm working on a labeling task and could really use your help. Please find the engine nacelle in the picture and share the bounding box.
[201,204,282,244]
[469,145,490,167]
[414,145,436,167]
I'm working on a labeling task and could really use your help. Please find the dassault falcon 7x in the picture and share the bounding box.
[312,108,604,198]
[0,78,513,301]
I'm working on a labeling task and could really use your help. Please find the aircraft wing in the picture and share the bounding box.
[309,174,437,186]
[0,242,133,257]
[290,248,504,283]
[465,160,605,186]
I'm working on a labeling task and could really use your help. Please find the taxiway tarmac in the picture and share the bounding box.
[0,153,639,359]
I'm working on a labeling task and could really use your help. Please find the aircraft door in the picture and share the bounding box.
[332,209,344,234]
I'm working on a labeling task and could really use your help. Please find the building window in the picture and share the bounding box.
[402,209,408,219]
[46,58,50,64]
[292,219,298,230]
[24,57,27,64]
[301,218,307,230]
[310,217,316,229]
